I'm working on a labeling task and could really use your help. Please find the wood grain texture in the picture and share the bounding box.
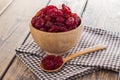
[80,0,120,79]
[0,0,49,77]
[78,70,118,80]
[82,0,120,32]
[3,0,88,79]
[0,0,14,15]
[3,57,38,80]
[2,0,120,80]
[3,35,36,80]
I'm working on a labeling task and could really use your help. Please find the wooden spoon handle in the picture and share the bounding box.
[63,44,107,63]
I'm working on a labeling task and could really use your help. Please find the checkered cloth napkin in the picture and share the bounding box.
[16,26,120,80]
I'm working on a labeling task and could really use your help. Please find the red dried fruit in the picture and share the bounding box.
[31,16,38,27]
[48,25,59,32]
[68,25,77,30]
[57,9,64,16]
[55,22,65,27]
[50,17,56,22]
[31,4,81,32]
[66,17,75,26]
[35,8,46,17]
[45,5,58,11]
[45,21,52,31]
[62,4,71,14]
[44,15,51,21]
[40,8,46,13]
[39,27,46,31]
[47,8,58,17]
[42,59,54,70]
[34,17,45,29]
[59,27,67,32]
[54,56,63,69]
[41,55,63,70]
[56,17,65,23]
[72,13,81,26]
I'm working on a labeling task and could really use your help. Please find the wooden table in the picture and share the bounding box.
[0,0,120,80]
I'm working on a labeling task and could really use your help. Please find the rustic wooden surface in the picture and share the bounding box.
[0,0,14,15]
[82,0,120,32]
[0,0,120,80]
[0,0,49,78]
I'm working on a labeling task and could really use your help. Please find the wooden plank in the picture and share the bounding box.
[82,0,120,32]
[0,0,49,77]
[2,35,36,80]
[78,70,118,80]
[79,0,120,79]
[3,0,88,79]
[0,0,14,15]
[3,57,38,80]
[3,0,119,80]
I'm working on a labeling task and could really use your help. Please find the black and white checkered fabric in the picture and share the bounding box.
[17,52,98,80]
[16,26,120,79]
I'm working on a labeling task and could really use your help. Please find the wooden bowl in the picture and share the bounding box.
[30,24,83,55]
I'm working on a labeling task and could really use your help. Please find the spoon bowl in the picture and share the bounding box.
[40,44,107,72]
[40,61,65,72]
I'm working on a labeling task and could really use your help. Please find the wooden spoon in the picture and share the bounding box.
[40,44,107,72]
